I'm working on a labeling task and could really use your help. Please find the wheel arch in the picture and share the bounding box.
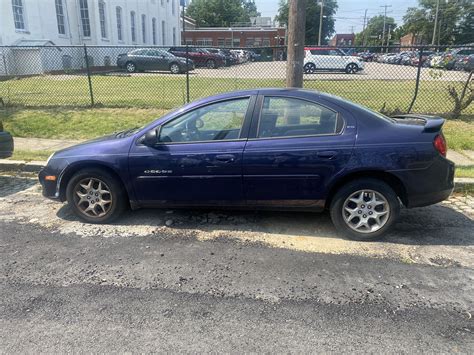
[325,170,408,209]
[58,162,130,202]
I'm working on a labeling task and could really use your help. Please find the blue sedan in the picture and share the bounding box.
[38,89,455,240]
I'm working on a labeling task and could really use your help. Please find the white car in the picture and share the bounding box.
[230,50,248,64]
[303,47,364,74]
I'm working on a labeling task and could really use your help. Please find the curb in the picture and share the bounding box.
[0,159,46,173]
[1,159,473,191]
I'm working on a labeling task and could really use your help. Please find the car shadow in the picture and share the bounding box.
[0,175,37,198]
[56,202,473,246]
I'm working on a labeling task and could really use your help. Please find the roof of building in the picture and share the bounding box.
[11,39,61,50]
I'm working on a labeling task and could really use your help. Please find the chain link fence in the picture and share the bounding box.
[0,44,472,116]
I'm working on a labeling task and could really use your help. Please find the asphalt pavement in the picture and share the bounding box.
[0,175,473,352]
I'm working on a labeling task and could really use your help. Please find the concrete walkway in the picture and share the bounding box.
[11,137,474,167]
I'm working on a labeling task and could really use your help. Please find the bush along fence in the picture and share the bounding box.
[0,44,472,117]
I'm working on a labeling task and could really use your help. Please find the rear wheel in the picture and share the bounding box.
[304,63,316,74]
[345,63,358,74]
[330,178,400,241]
[125,61,137,73]
[66,168,127,224]
[206,59,216,69]
[170,63,181,74]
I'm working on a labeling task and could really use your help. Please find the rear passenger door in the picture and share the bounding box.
[242,95,356,207]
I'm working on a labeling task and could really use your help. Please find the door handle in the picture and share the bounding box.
[215,154,236,163]
[317,151,338,159]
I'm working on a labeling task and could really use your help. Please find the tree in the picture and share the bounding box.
[402,0,473,45]
[275,0,338,45]
[243,0,261,18]
[186,0,254,27]
[355,15,397,46]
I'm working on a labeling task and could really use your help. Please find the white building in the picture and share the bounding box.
[0,0,181,74]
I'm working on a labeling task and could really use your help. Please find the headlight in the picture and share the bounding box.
[46,152,55,165]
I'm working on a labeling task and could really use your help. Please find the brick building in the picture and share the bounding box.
[329,33,355,46]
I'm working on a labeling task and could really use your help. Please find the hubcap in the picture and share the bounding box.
[127,63,135,72]
[171,64,179,73]
[74,178,112,218]
[207,60,215,68]
[348,64,357,73]
[342,190,390,233]
[305,64,315,73]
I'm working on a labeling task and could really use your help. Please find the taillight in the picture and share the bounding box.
[434,134,447,157]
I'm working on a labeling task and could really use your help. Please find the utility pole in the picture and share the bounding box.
[380,4,392,51]
[432,0,440,45]
[318,0,324,46]
[363,12,369,47]
[386,25,391,53]
[286,0,307,87]
[349,26,355,33]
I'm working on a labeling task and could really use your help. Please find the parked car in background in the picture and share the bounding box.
[168,47,225,69]
[205,48,236,66]
[304,47,364,74]
[0,123,13,159]
[442,48,474,70]
[358,52,374,62]
[462,54,474,71]
[230,50,248,64]
[117,49,194,74]
[38,88,454,241]
[247,50,262,62]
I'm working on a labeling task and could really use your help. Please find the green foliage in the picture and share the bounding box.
[355,15,397,46]
[402,0,473,45]
[186,0,258,27]
[275,0,338,45]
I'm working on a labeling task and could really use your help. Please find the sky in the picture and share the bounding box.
[254,0,419,34]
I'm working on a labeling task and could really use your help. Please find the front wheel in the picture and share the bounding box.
[330,179,400,241]
[345,63,359,74]
[66,168,127,224]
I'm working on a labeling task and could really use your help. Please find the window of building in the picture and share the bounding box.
[161,20,166,44]
[55,0,66,35]
[98,0,107,39]
[262,37,270,46]
[196,38,212,46]
[232,38,240,47]
[172,0,175,15]
[225,38,232,47]
[130,11,137,42]
[245,38,254,47]
[79,0,91,37]
[116,6,123,41]
[172,27,176,45]
[12,0,26,31]
[185,39,193,45]
[152,18,157,45]
[257,97,342,138]
[217,38,225,47]
[141,14,146,43]
[254,37,261,46]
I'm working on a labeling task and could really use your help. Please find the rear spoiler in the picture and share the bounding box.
[391,114,445,133]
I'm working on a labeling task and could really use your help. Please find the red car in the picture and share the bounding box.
[168,47,225,69]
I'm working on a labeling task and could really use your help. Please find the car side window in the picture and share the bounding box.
[329,49,340,56]
[159,98,250,143]
[257,97,342,139]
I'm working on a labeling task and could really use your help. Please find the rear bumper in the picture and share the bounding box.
[392,156,455,208]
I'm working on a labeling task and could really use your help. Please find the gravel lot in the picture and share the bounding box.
[125,61,471,81]
[1,174,473,352]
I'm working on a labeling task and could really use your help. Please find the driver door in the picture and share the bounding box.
[128,96,255,205]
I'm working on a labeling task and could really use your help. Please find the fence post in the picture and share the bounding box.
[407,46,423,113]
[185,43,190,103]
[83,44,95,107]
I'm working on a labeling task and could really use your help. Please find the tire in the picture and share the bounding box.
[304,63,316,74]
[170,63,181,74]
[66,168,127,224]
[125,61,137,73]
[345,63,358,74]
[330,178,400,241]
[206,59,216,69]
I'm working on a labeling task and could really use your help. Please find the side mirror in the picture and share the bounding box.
[143,126,161,146]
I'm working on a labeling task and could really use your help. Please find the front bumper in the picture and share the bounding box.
[0,132,14,159]
[38,167,61,200]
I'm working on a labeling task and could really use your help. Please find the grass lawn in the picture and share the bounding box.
[1,74,473,115]
[455,166,474,178]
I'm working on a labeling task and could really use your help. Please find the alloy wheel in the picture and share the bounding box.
[170,64,180,74]
[73,178,113,218]
[346,63,357,74]
[342,189,390,233]
[304,63,316,74]
[207,60,216,69]
[126,62,136,73]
